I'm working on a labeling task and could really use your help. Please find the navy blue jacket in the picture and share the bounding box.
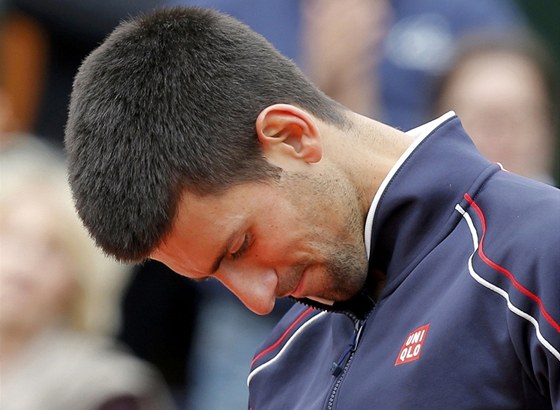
[248,115,560,409]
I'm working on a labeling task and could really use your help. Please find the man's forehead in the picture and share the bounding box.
[150,243,213,279]
[151,197,248,277]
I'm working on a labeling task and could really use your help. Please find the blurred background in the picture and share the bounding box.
[1,0,558,409]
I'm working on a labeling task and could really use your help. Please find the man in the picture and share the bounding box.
[65,7,559,409]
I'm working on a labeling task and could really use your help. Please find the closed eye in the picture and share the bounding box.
[231,233,251,260]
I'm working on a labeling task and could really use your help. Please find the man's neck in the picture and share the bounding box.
[324,112,414,217]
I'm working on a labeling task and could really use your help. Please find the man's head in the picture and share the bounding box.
[65,7,348,262]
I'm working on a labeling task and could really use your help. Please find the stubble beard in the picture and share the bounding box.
[321,238,369,301]
[283,169,369,301]
[305,199,369,302]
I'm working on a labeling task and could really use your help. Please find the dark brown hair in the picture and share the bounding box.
[65,7,348,262]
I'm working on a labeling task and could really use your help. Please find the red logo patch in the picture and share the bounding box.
[395,324,430,366]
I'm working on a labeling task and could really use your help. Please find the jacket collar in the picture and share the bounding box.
[295,113,496,319]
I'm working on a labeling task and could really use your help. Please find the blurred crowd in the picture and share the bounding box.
[1,0,558,409]
[0,136,175,409]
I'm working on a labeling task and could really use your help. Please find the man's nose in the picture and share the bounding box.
[217,265,278,315]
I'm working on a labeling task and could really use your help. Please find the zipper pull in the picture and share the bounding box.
[331,320,366,376]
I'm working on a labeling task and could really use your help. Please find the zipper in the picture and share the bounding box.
[326,318,366,410]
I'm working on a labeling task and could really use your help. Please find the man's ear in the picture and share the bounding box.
[256,104,322,164]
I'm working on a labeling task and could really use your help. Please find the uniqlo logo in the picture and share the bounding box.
[395,324,430,366]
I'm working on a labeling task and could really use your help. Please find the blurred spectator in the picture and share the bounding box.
[0,134,174,410]
[2,2,197,404]
[378,0,525,129]
[434,30,559,185]
[300,0,390,116]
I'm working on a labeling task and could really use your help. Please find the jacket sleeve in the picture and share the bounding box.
[506,218,560,408]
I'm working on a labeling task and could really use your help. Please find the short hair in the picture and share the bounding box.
[65,7,348,262]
